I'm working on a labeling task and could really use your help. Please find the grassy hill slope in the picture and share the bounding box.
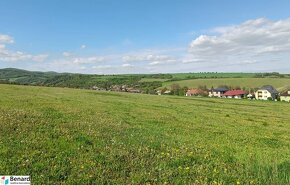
[1,84,290,184]
[3,68,290,90]
[0,68,61,84]
[163,77,290,91]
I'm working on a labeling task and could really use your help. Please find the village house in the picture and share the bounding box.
[255,85,279,100]
[247,93,255,99]
[208,87,228,97]
[186,89,208,97]
[280,89,290,102]
[221,90,248,99]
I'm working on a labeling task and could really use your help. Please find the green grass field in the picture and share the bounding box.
[163,78,290,91]
[139,78,170,82]
[139,73,257,83]
[170,73,257,79]
[1,84,290,184]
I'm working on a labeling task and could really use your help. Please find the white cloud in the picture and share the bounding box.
[122,63,134,67]
[81,45,86,49]
[189,18,290,59]
[0,47,48,62]
[62,52,72,57]
[0,50,48,62]
[72,56,105,64]
[0,34,48,63]
[148,59,177,66]
[0,44,6,49]
[0,34,14,44]
[92,65,112,69]
[122,53,179,67]
[122,54,173,63]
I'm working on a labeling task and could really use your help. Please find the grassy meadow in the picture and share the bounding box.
[1,84,290,184]
[162,78,290,91]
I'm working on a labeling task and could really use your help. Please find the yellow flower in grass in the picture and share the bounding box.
[236,181,240,185]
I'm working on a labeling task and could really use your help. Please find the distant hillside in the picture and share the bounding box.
[0,68,161,92]
[0,68,61,85]
[1,68,289,92]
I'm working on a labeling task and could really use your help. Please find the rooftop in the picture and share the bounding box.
[223,90,248,96]
[212,87,229,92]
[259,85,279,94]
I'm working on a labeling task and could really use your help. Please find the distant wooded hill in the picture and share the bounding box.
[0,68,289,92]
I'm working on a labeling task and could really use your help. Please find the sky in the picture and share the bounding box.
[0,0,290,74]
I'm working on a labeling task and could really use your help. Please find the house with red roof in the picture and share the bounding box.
[221,90,248,99]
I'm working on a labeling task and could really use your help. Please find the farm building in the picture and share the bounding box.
[255,85,279,100]
[186,89,208,97]
[208,87,228,97]
[247,93,255,99]
[280,89,290,102]
[221,90,248,99]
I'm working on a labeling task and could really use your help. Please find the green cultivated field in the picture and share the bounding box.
[170,73,256,79]
[1,84,290,184]
[163,78,290,90]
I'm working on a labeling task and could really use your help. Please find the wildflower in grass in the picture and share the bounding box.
[185,167,190,170]
[236,181,240,185]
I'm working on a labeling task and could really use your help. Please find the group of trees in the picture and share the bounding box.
[254,72,285,78]
[170,84,188,96]
[0,69,165,94]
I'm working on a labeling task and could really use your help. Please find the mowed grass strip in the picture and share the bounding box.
[162,78,290,90]
[0,84,290,184]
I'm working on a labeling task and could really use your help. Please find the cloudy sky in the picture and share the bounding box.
[1,0,290,74]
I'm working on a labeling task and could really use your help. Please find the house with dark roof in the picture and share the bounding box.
[186,89,208,97]
[208,87,228,97]
[280,89,290,102]
[255,85,279,100]
[221,90,248,99]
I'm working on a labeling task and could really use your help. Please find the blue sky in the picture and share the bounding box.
[1,0,290,74]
